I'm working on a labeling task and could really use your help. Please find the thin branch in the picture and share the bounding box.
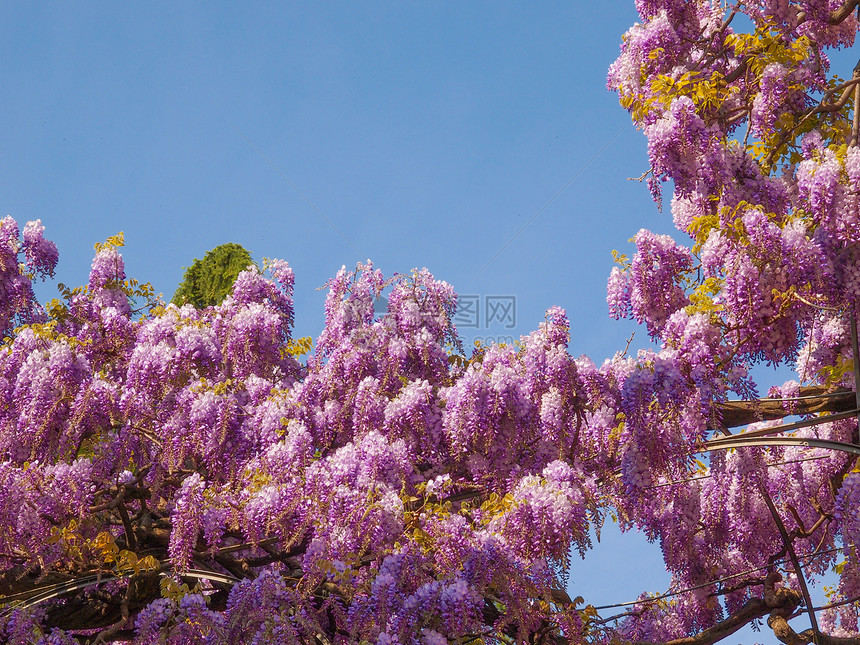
[763,75,860,169]
[704,434,860,456]
[759,486,820,642]
[648,455,829,489]
[811,594,860,613]
[710,407,859,439]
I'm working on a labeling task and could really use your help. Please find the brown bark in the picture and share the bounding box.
[712,386,855,430]
[829,0,860,24]
[626,573,860,645]
[796,0,860,25]
[41,571,161,633]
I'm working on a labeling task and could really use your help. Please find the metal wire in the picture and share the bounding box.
[647,455,829,490]
[591,545,844,614]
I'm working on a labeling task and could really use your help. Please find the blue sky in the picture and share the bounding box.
[3,2,837,640]
[1,1,654,358]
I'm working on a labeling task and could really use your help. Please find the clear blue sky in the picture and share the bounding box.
[1,1,653,360]
[4,3,838,641]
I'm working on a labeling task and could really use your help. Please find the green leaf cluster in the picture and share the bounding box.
[171,243,255,309]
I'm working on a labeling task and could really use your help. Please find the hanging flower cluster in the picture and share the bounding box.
[3,2,860,643]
